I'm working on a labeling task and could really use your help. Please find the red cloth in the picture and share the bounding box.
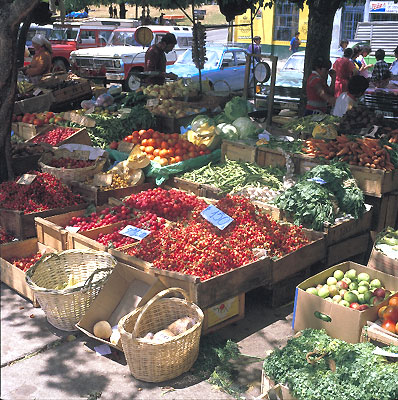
[306,71,328,113]
[144,44,166,85]
[333,57,355,98]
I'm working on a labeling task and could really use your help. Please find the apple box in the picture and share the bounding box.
[292,261,398,343]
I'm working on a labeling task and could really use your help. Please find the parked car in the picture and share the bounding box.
[25,24,53,48]
[70,25,193,91]
[166,45,251,93]
[256,51,340,111]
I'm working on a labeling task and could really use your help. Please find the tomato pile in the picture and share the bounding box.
[31,127,76,145]
[378,294,398,334]
[9,252,42,272]
[123,129,211,166]
[0,227,15,244]
[124,187,207,220]
[13,111,63,125]
[126,195,310,281]
[96,213,166,248]
[48,157,95,169]
[0,172,84,214]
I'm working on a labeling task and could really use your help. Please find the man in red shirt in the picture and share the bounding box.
[144,33,178,85]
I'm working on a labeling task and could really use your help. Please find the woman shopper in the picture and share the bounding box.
[333,48,356,98]
[357,45,373,79]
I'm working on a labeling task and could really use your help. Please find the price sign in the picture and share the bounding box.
[93,173,113,187]
[307,177,327,185]
[73,150,90,160]
[33,88,42,96]
[119,225,151,240]
[17,174,37,185]
[146,98,159,107]
[65,226,81,233]
[201,205,234,230]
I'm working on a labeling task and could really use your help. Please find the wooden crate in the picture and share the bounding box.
[27,125,92,147]
[202,293,245,334]
[296,154,398,197]
[17,122,50,141]
[0,203,88,240]
[365,191,398,232]
[256,146,299,170]
[11,154,41,176]
[261,370,296,399]
[360,321,398,346]
[221,139,257,163]
[0,238,54,307]
[51,80,92,105]
[14,92,53,115]
[154,113,198,134]
[70,181,154,206]
[367,247,398,277]
[11,122,19,135]
[326,232,370,267]
[62,111,96,127]
[165,177,223,200]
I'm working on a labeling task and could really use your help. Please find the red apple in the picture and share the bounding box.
[357,304,369,311]
[349,302,361,310]
[373,288,386,298]
[336,280,348,290]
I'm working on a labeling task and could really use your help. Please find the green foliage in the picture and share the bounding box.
[263,329,398,400]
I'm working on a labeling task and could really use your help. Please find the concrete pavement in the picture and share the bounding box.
[1,283,295,400]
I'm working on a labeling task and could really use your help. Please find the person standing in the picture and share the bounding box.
[113,6,117,18]
[144,33,178,85]
[333,48,356,98]
[338,39,349,53]
[247,36,261,62]
[109,5,113,18]
[390,46,398,75]
[289,31,301,53]
[372,48,391,84]
[357,45,373,79]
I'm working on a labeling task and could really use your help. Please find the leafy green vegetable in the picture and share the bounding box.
[263,329,398,400]
[232,117,262,140]
[224,96,252,122]
[282,115,340,135]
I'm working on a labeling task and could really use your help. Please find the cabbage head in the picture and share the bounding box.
[215,123,239,140]
[191,115,215,131]
[232,117,262,139]
[224,97,250,122]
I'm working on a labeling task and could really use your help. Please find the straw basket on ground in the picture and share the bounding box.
[26,250,116,331]
[118,287,204,382]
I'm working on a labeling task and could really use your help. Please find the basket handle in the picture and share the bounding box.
[132,287,190,338]
[25,252,61,285]
[81,267,113,293]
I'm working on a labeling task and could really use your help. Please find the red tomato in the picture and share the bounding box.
[175,155,183,163]
[171,133,180,141]
[145,146,154,155]
[146,128,154,135]
[381,319,397,333]
[153,149,160,157]
[168,148,175,157]
[138,129,146,135]
[383,306,398,323]
[125,135,133,143]
[159,149,169,158]
[139,145,146,152]
[160,141,169,149]
[389,297,398,307]
[147,138,156,147]
[141,138,149,146]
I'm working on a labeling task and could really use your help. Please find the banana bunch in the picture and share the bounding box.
[17,80,34,94]
[187,122,221,150]
[54,274,81,291]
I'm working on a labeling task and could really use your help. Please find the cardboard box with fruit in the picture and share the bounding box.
[293,261,398,343]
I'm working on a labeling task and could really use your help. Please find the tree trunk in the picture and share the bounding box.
[299,0,341,115]
[0,0,40,182]
[16,15,33,69]
[119,2,127,19]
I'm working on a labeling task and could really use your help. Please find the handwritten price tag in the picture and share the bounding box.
[201,205,234,230]
[65,226,81,233]
[17,174,37,185]
[119,225,151,240]
[33,88,42,96]
[146,98,159,107]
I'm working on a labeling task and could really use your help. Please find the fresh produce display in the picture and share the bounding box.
[305,266,394,310]
[142,79,199,99]
[147,98,201,119]
[374,227,398,260]
[122,129,211,166]
[302,135,396,170]
[274,162,365,231]
[9,252,42,272]
[0,227,15,244]
[178,159,284,195]
[15,80,35,100]
[263,328,398,400]
[11,143,48,158]
[31,127,77,145]
[12,111,64,125]
[125,195,310,281]
[338,105,384,134]
[378,294,398,334]
[186,115,221,149]
[233,186,282,204]
[281,115,340,136]
[124,188,207,221]
[0,172,84,214]
[48,157,94,169]
[88,173,132,191]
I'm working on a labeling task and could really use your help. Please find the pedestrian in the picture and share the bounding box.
[109,5,113,18]
[357,45,373,79]
[305,56,336,115]
[144,33,178,85]
[247,36,261,62]
[289,31,301,53]
[351,45,362,71]
[332,75,369,117]
[113,6,117,18]
[159,13,164,25]
[338,39,349,52]
[372,48,391,85]
[390,46,398,75]
[333,48,356,98]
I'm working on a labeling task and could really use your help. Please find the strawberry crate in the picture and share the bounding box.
[27,125,92,147]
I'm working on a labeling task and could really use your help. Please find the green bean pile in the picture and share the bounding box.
[179,159,285,194]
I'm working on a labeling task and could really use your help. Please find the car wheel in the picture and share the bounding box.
[124,70,142,91]
[52,59,68,72]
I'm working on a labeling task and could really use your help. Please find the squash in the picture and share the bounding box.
[93,320,112,340]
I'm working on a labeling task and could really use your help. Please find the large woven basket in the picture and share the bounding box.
[39,148,107,184]
[118,287,204,382]
[26,250,116,331]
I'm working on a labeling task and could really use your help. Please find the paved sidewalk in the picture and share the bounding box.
[1,283,294,400]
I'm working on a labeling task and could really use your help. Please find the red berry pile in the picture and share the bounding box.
[31,127,76,145]
[0,227,15,244]
[126,195,310,281]
[96,213,166,248]
[124,187,207,220]
[9,252,42,272]
[48,157,94,169]
[0,172,85,214]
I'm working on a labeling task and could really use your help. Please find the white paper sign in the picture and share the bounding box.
[33,88,42,96]
[146,98,159,107]
[65,226,81,233]
[93,173,113,187]
[119,225,151,240]
[201,205,234,230]
[373,347,398,358]
[17,174,37,185]
[59,144,105,160]
[94,344,112,356]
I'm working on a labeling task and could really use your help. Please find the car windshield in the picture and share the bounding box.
[177,49,222,69]
[282,55,305,72]
[49,28,78,41]
[109,31,139,46]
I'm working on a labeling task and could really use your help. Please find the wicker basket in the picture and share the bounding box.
[118,287,204,382]
[25,250,116,331]
[39,148,107,184]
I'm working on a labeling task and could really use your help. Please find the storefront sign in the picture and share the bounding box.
[370,1,398,13]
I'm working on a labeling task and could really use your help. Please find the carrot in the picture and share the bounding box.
[336,147,350,156]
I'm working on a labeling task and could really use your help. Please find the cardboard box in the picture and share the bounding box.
[367,247,398,277]
[76,262,165,351]
[293,261,398,343]
[261,370,296,400]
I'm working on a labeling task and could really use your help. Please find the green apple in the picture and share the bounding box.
[339,300,350,307]
[342,277,352,285]
[333,269,344,281]
[358,272,370,282]
[339,289,348,297]
[370,279,382,288]
[352,290,359,296]
[306,287,318,295]
[333,295,342,303]
[345,269,357,280]
[328,285,339,297]
[349,282,358,291]
[364,291,373,303]
[318,286,330,299]
[357,293,366,304]
[326,277,337,286]
[344,291,358,304]
[325,297,333,303]
[358,280,370,288]
[358,285,369,294]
